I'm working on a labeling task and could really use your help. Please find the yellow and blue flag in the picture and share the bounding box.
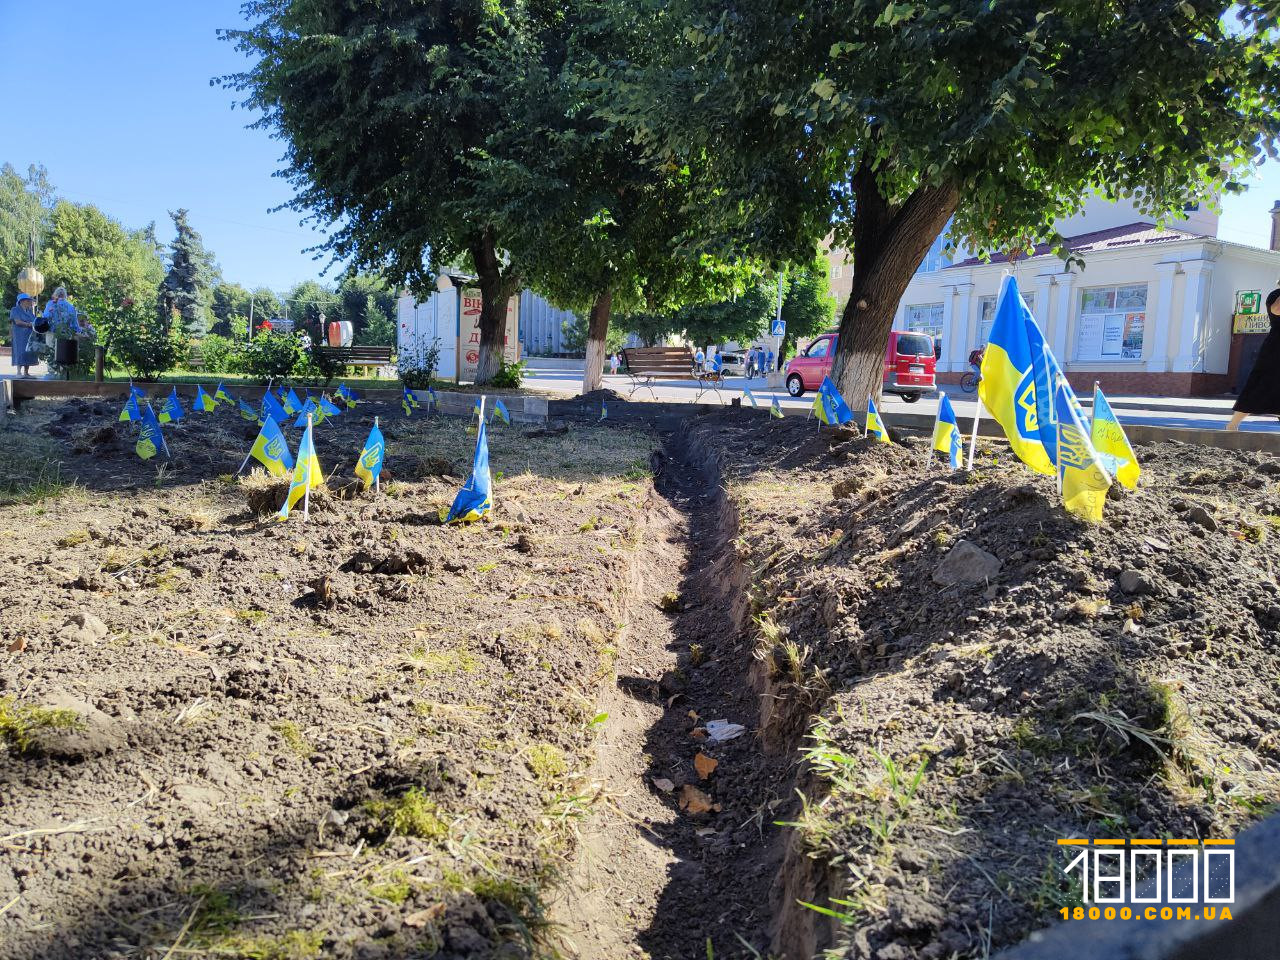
[1090,386,1140,490]
[248,414,294,478]
[239,397,261,424]
[1055,379,1112,521]
[601,401,607,421]
[319,395,343,418]
[214,383,232,405]
[354,422,385,489]
[865,396,890,443]
[426,387,438,410]
[743,389,758,409]
[157,387,185,424]
[194,385,216,412]
[771,397,784,419]
[119,394,141,422]
[492,398,511,425]
[128,381,147,401]
[262,390,289,427]
[978,276,1055,476]
[287,388,304,414]
[337,384,358,407]
[294,398,319,428]
[278,419,324,520]
[406,386,422,408]
[136,404,167,460]
[445,416,493,523]
[932,393,963,470]
[814,376,854,426]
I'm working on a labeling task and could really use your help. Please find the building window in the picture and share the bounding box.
[1075,284,1147,362]
[915,226,953,275]
[831,263,842,279]
[905,303,944,338]
[976,292,1035,346]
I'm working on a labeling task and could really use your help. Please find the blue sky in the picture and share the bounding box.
[1,0,332,293]
[2,0,1279,293]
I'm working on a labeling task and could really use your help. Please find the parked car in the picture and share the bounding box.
[717,350,747,376]
[784,330,936,402]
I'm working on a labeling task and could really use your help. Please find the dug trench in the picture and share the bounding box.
[558,406,1280,960]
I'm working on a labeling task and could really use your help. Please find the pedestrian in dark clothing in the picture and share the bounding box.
[1228,288,1280,431]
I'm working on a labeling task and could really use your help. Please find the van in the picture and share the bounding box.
[783,330,936,402]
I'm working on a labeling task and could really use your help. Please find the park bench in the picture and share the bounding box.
[619,346,725,403]
[314,345,394,374]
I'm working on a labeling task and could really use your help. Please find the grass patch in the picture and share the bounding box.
[272,720,313,758]
[0,697,82,752]
[407,645,480,674]
[366,869,412,904]
[526,742,568,782]
[364,787,449,840]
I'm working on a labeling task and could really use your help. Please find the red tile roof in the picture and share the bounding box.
[949,222,1206,269]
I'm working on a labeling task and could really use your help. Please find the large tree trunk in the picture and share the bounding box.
[581,288,613,394]
[830,164,959,411]
[470,227,514,385]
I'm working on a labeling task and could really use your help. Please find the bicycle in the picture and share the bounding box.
[960,348,984,394]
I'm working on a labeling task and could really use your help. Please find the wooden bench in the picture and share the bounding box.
[313,345,394,373]
[620,346,725,403]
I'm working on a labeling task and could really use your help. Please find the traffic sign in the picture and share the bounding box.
[771,319,786,336]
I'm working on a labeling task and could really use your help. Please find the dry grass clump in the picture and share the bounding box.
[239,470,332,516]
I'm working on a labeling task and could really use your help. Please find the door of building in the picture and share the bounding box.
[1236,333,1268,393]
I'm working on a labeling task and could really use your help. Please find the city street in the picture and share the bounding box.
[521,359,1280,433]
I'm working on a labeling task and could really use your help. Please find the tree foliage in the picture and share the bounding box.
[778,252,836,362]
[595,0,1280,401]
[221,0,532,382]
[0,164,56,314]
[158,209,217,336]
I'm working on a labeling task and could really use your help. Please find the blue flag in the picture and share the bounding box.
[285,388,303,415]
[294,398,319,428]
[118,394,141,422]
[445,417,493,523]
[814,376,854,425]
[248,415,295,478]
[492,398,511,424]
[932,393,963,470]
[239,398,262,424]
[136,404,168,460]
[263,389,289,427]
[157,387,184,424]
[319,396,343,418]
[355,422,385,489]
[129,381,147,401]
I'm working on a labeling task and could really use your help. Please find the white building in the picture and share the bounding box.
[828,196,1280,396]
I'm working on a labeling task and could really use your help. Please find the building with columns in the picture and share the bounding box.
[826,197,1280,395]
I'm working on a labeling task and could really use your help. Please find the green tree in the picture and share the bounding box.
[777,254,836,368]
[337,273,397,340]
[210,281,252,336]
[621,311,674,348]
[599,0,1280,404]
[222,1,536,384]
[674,278,775,353]
[466,0,755,393]
[158,209,217,336]
[35,200,166,358]
[285,279,337,340]
[0,164,56,316]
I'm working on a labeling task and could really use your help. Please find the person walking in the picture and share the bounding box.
[746,346,757,379]
[9,292,41,377]
[694,347,705,372]
[1228,287,1280,431]
[609,352,620,376]
[765,347,775,376]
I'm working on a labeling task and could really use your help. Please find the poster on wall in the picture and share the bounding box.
[1121,313,1144,359]
[459,290,520,382]
[1101,314,1125,356]
[1236,290,1262,317]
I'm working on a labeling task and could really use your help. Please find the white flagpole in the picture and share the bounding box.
[965,399,983,471]
[479,395,487,431]
[374,416,381,494]
[303,415,313,521]
[1091,379,1100,431]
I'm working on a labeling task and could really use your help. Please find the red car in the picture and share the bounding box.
[784,330,936,403]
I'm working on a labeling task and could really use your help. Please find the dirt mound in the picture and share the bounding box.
[0,397,658,960]
[685,409,1280,959]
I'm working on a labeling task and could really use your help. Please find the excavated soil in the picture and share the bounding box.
[684,409,1280,959]
[0,396,660,960]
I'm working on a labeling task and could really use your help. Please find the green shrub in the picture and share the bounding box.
[240,330,303,380]
[491,359,526,389]
[109,307,188,381]
[398,337,440,389]
[197,334,238,374]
